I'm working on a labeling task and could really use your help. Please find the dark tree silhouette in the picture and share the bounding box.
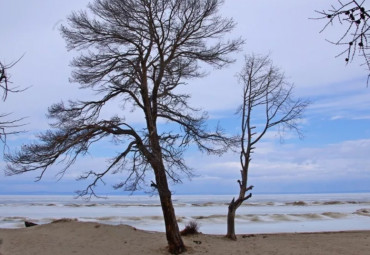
[226,55,309,240]
[0,62,11,101]
[316,0,370,81]
[0,59,24,145]
[5,0,243,253]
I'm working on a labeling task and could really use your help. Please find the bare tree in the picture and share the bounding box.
[5,0,243,253]
[0,59,24,145]
[315,0,370,81]
[226,55,309,240]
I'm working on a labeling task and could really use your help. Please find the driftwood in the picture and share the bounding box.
[24,221,38,228]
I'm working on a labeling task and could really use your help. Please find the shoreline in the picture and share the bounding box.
[2,193,370,235]
[0,221,369,254]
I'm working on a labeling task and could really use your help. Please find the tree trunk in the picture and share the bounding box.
[143,86,185,253]
[226,199,238,240]
[159,189,186,254]
[150,136,186,254]
[226,190,252,240]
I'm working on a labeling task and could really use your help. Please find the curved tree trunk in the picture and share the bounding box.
[158,187,185,254]
[150,133,186,254]
[225,189,252,240]
[153,163,186,253]
[226,199,238,240]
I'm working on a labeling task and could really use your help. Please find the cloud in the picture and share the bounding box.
[330,116,344,121]
[2,138,369,195]
[353,115,370,120]
[182,138,370,193]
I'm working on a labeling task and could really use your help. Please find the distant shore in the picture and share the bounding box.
[0,221,369,255]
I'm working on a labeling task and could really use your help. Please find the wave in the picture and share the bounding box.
[185,211,354,223]
[1,199,369,208]
[194,214,225,220]
[61,203,162,208]
[2,208,370,231]
[187,200,370,207]
[0,211,354,225]
[285,201,308,206]
[354,208,370,217]
[1,216,28,222]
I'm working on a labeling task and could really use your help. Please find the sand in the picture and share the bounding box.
[0,221,369,255]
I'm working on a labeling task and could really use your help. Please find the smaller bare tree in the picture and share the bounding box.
[315,0,370,82]
[226,55,309,240]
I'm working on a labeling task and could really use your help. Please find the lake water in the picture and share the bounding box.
[0,193,369,234]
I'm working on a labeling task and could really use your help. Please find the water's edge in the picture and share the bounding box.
[1,193,369,234]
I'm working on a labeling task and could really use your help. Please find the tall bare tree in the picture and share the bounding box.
[5,0,243,253]
[316,0,370,81]
[226,55,309,240]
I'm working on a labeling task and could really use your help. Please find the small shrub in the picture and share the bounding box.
[180,220,200,236]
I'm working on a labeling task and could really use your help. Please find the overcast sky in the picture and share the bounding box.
[1,0,369,196]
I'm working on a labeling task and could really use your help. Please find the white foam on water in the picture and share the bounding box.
[0,193,369,234]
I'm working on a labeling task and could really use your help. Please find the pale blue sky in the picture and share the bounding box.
[1,0,369,195]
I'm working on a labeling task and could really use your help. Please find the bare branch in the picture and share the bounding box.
[315,0,370,83]
[0,57,27,148]
[0,56,24,101]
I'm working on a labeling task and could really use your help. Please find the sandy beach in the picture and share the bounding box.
[0,221,369,255]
